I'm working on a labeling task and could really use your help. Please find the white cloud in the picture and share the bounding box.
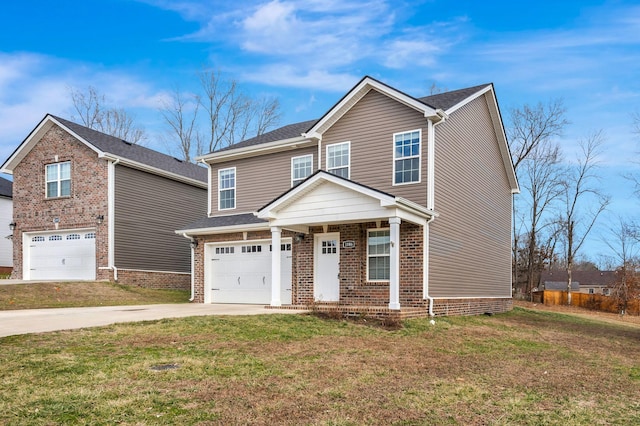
[240,65,359,91]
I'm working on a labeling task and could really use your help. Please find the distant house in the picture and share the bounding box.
[540,270,616,295]
[178,76,519,317]
[0,176,12,273]
[1,115,207,288]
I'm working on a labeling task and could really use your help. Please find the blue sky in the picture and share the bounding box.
[1,0,639,263]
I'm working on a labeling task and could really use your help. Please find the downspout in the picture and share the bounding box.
[200,159,212,217]
[183,233,196,302]
[424,215,436,316]
[109,158,120,281]
[424,113,447,317]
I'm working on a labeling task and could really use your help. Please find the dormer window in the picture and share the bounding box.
[45,161,71,198]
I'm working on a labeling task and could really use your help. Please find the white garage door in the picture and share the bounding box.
[27,230,96,280]
[208,240,292,304]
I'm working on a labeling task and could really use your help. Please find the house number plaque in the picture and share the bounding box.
[342,240,356,248]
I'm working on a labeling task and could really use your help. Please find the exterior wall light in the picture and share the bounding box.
[96,215,104,225]
[9,222,16,231]
[190,239,198,249]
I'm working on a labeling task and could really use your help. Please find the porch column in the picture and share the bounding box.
[389,217,401,310]
[270,226,282,307]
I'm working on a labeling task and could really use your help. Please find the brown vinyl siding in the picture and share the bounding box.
[322,89,428,207]
[429,94,512,298]
[210,146,317,215]
[114,165,206,272]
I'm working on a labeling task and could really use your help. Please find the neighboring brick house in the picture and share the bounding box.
[1,114,207,289]
[0,176,12,273]
[178,76,519,317]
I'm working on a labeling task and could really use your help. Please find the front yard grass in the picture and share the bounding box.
[1,307,638,425]
[0,281,189,310]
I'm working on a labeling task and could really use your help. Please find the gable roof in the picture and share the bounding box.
[0,176,12,198]
[1,114,207,187]
[540,270,617,287]
[199,76,495,162]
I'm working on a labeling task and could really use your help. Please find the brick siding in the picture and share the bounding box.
[11,125,109,279]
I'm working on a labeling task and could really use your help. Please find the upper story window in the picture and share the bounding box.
[45,161,71,198]
[367,229,390,281]
[393,130,421,185]
[218,167,236,210]
[291,154,313,186]
[327,142,350,179]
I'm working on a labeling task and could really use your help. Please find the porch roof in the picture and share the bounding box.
[256,171,436,230]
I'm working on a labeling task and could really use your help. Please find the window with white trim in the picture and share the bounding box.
[393,130,421,185]
[46,161,71,198]
[218,167,236,210]
[326,142,350,179]
[291,154,313,186]
[367,229,390,281]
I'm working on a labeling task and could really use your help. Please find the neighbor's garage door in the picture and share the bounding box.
[27,230,96,280]
[208,240,292,304]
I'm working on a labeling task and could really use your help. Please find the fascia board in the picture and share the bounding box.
[101,154,208,188]
[197,136,314,163]
[1,116,103,173]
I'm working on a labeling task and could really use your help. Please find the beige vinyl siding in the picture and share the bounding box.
[210,146,317,215]
[429,93,512,298]
[114,165,207,272]
[322,89,429,206]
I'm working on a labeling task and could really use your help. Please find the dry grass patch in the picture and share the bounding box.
[0,281,189,310]
[0,308,639,425]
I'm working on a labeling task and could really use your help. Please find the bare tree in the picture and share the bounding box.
[162,69,283,161]
[69,86,147,144]
[560,131,610,305]
[603,217,640,315]
[519,140,565,298]
[508,100,568,297]
[508,99,568,171]
[198,69,282,153]
[159,87,201,162]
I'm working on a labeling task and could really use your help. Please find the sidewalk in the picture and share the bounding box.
[0,304,306,338]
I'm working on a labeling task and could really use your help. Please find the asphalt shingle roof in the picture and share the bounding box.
[51,115,208,183]
[210,83,490,155]
[181,213,267,231]
[0,176,12,198]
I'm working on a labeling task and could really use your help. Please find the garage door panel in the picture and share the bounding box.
[28,231,96,280]
[209,241,292,304]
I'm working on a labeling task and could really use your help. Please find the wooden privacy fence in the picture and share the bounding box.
[539,290,640,315]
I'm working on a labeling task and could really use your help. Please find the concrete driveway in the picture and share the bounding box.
[0,304,306,338]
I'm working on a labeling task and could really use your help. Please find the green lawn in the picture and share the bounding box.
[1,308,638,425]
[0,281,190,310]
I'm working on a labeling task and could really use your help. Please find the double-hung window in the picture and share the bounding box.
[326,142,350,179]
[367,229,390,281]
[393,130,421,185]
[218,167,236,210]
[45,161,71,198]
[291,154,313,186]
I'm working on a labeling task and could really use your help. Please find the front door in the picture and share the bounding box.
[314,232,340,301]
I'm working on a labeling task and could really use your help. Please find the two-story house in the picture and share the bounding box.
[178,76,519,317]
[1,114,207,288]
[0,176,12,274]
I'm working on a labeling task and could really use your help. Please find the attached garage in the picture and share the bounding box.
[24,229,96,280]
[206,239,292,304]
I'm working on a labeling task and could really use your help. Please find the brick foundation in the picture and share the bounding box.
[115,269,191,291]
[431,297,513,316]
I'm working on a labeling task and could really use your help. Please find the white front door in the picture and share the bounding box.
[314,232,340,301]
